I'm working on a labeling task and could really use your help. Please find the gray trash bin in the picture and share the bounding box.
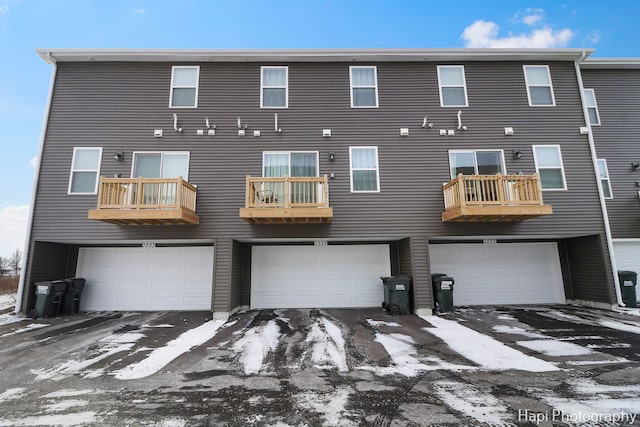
[381,276,412,315]
[618,271,637,308]
[432,273,454,313]
[33,280,67,318]
[61,278,86,315]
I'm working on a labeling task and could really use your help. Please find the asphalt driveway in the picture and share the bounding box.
[0,305,639,426]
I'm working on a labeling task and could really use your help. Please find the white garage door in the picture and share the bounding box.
[613,241,640,276]
[76,246,214,311]
[251,244,391,309]
[429,242,565,305]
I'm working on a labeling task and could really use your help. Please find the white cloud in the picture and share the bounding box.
[518,8,545,26]
[0,5,8,15]
[461,19,574,48]
[135,8,145,14]
[0,205,29,259]
[30,156,38,168]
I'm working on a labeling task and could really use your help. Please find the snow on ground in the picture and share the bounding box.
[598,319,640,335]
[0,314,26,325]
[32,331,146,381]
[516,339,594,357]
[360,332,476,377]
[0,323,49,337]
[0,387,27,403]
[231,319,281,375]
[491,325,547,339]
[115,319,225,380]
[421,315,560,372]
[0,411,98,426]
[42,389,102,398]
[297,387,356,426]
[306,317,348,372]
[433,380,513,425]
[43,399,89,412]
[366,319,400,327]
[0,293,16,311]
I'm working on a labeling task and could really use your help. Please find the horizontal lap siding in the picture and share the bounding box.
[32,61,606,244]
[581,69,640,239]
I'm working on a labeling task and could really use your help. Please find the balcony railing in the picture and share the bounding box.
[239,175,333,224]
[88,177,199,225]
[442,173,553,222]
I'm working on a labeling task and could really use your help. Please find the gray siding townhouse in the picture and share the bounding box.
[581,59,640,291]
[17,48,620,319]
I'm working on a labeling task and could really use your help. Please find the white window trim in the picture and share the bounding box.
[169,66,200,108]
[260,66,289,109]
[437,65,469,107]
[448,149,506,178]
[523,65,556,107]
[349,146,380,193]
[131,151,191,180]
[532,145,567,191]
[597,159,613,199]
[261,151,319,176]
[68,147,103,195]
[349,66,379,108]
[584,88,601,126]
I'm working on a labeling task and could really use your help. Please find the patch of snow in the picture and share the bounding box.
[0,411,98,426]
[297,387,355,426]
[0,387,27,403]
[496,314,516,321]
[568,378,640,395]
[421,315,560,372]
[306,317,348,372]
[516,339,594,357]
[43,389,100,398]
[141,324,175,328]
[0,323,50,337]
[559,335,604,341]
[115,319,225,380]
[0,293,16,310]
[160,419,187,427]
[587,342,631,349]
[542,396,640,421]
[366,319,400,327]
[230,319,281,375]
[599,319,640,335]
[0,314,27,325]
[360,332,475,377]
[546,310,583,321]
[433,380,513,425]
[43,399,89,412]
[492,325,547,339]
[566,358,629,366]
[100,332,146,344]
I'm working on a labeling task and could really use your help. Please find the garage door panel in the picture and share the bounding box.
[77,246,213,311]
[251,245,390,309]
[429,242,564,306]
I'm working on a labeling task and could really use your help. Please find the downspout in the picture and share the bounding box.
[574,51,624,307]
[15,53,57,314]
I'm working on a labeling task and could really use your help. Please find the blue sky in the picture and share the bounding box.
[1,0,639,258]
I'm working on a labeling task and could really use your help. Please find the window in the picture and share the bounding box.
[132,152,190,179]
[170,66,199,108]
[262,152,318,177]
[350,66,378,108]
[437,66,468,107]
[68,147,102,194]
[532,145,567,190]
[523,65,555,106]
[261,66,288,108]
[597,159,612,199]
[350,147,380,192]
[584,89,601,125]
[448,150,505,178]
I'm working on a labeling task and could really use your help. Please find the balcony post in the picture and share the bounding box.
[136,177,144,209]
[176,176,184,209]
[496,173,506,203]
[457,173,466,208]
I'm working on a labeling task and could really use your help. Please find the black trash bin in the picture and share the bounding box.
[61,278,86,315]
[431,273,454,313]
[617,271,637,308]
[381,276,412,315]
[32,280,67,318]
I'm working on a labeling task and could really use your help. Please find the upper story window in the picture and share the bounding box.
[584,89,601,125]
[350,66,378,108]
[523,65,555,106]
[449,150,505,178]
[170,66,199,108]
[132,152,190,179]
[437,66,468,107]
[532,145,567,190]
[262,152,318,177]
[261,66,288,108]
[68,147,102,195]
[350,146,380,192]
[597,159,612,199]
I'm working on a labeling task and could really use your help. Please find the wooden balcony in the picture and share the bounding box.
[239,175,333,224]
[88,177,199,225]
[442,174,553,222]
